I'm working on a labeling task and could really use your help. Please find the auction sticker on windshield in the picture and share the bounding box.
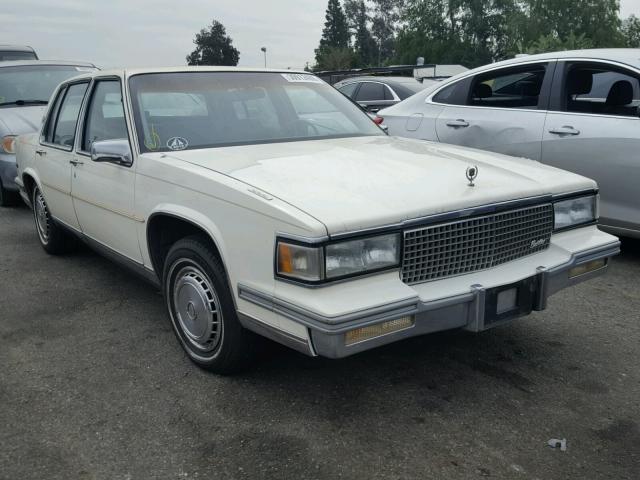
[281,73,323,83]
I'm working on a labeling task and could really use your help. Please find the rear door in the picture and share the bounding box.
[37,81,89,229]
[435,61,555,160]
[541,60,640,233]
[355,81,397,113]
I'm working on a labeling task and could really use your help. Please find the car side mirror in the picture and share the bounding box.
[90,139,132,167]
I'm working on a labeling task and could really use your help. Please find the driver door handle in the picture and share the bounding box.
[549,126,580,136]
[35,149,46,156]
[69,159,84,166]
[446,119,469,128]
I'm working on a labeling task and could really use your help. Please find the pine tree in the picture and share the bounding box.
[345,0,378,66]
[315,0,351,68]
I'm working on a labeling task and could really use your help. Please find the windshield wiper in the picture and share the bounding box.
[0,99,48,107]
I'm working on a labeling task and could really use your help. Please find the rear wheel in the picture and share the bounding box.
[32,185,75,254]
[163,235,257,374]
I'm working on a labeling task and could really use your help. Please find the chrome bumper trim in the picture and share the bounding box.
[238,240,620,358]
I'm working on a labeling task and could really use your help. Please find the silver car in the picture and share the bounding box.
[380,49,640,239]
[0,60,97,205]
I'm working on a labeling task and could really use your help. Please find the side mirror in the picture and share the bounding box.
[90,139,132,167]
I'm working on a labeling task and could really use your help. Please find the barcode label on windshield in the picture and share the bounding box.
[281,73,323,83]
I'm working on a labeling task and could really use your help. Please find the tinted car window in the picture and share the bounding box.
[83,80,128,151]
[432,79,470,105]
[0,50,37,61]
[338,82,358,98]
[565,64,640,117]
[355,82,385,101]
[51,82,88,148]
[469,64,547,109]
[383,85,395,100]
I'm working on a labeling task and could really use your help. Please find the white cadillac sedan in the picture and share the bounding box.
[15,67,619,374]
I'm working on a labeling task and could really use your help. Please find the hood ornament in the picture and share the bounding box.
[466,165,478,187]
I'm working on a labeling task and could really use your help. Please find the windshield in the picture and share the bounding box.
[0,65,92,106]
[129,72,384,152]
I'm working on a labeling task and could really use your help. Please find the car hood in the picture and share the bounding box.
[0,105,46,135]
[167,136,595,235]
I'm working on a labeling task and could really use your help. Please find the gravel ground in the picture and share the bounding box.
[1,204,638,480]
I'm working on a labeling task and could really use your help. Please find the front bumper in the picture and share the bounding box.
[0,153,18,191]
[237,228,620,359]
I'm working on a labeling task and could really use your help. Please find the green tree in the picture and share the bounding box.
[526,31,594,54]
[519,0,624,50]
[369,0,405,64]
[344,0,378,66]
[315,0,351,68]
[186,20,240,66]
[622,15,640,47]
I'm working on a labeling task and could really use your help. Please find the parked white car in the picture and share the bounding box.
[16,67,619,373]
[379,49,640,239]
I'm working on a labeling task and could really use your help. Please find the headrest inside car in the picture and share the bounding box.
[567,70,593,96]
[473,83,492,99]
[605,80,634,106]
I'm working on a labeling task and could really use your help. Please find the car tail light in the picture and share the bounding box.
[373,116,384,125]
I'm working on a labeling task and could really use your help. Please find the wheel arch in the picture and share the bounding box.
[146,208,231,288]
[21,168,42,203]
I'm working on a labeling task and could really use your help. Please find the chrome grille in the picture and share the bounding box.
[402,204,554,284]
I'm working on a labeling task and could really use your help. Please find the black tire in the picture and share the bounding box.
[31,185,76,254]
[163,235,258,374]
[0,179,19,207]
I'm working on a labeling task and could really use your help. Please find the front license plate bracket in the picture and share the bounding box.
[484,276,538,326]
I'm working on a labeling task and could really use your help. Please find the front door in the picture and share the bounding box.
[541,61,640,232]
[37,81,89,229]
[71,78,142,262]
[435,61,554,161]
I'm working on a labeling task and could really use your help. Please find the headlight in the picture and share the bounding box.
[276,242,323,282]
[1,135,16,154]
[554,195,597,230]
[276,233,401,284]
[325,233,400,279]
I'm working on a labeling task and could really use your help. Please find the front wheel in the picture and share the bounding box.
[163,235,257,374]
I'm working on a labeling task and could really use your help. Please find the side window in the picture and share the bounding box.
[564,64,640,117]
[42,87,66,143]
[432,79,469,105]
[338,83,358,98]
[356,82,385,101]
[51,82,89,148]
[469,63,548,109]
[82,80,128,152]
[383,85,395,100]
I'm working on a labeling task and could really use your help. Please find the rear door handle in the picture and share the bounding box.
[35,149,46,156]
[446,119,469,128]
[548,126,580,136]
[69,159,84,166]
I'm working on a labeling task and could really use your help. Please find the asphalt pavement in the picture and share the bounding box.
[1,204,638,479]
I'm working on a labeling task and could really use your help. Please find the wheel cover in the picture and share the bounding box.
[34,189,50,244]
[172,263,223,353]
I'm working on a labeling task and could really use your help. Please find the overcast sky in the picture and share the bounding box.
[2,0,639,70]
